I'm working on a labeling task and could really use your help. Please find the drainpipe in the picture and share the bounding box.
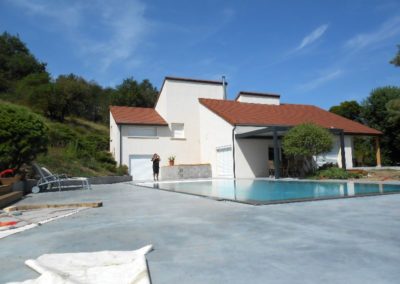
[232,125,236,178]
[119,124,122,166]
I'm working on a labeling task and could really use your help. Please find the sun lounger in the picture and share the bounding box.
[32,163,91,193]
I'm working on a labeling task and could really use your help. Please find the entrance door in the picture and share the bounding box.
[216,146,233,177]
[129,154,153,180]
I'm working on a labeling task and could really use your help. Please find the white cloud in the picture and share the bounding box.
[345,16,400,50]
[9,0,150,72]
[298,69,342,92]
[297,24,329,50]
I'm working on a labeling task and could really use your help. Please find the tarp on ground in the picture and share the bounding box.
[7,245,153,284]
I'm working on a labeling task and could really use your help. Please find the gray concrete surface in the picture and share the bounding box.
[1,183,400,284]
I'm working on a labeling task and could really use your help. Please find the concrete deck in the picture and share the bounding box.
[1,183,400,283]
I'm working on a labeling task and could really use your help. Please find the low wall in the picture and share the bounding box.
[161,164,212,180]
[88,175,132,185]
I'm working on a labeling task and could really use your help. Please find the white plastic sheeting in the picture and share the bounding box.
[7,245,153,284]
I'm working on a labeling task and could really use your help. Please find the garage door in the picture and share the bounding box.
[129,154,154,180]
[216,146,233,177]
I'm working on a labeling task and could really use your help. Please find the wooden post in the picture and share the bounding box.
[375,137,381,167]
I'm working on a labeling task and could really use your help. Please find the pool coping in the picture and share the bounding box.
[133,179,400,206]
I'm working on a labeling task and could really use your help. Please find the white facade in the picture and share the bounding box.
[237,94,280,105]
[110,77,360,180]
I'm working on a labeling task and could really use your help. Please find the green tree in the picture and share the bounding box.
[0,32,47,93]
[282,123,333,175]
[329,100,375,166]
[362,86,400,165]
[15,72,53,115]
[390,45,400,67]
[0,102,48,171]
[112,77,158,107]
[329,100,362,122]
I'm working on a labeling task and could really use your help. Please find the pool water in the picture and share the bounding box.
[140,179,400,204]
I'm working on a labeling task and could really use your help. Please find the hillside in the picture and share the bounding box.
[35,115,126,177]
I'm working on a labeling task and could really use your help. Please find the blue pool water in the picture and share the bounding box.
[142,179,400,204]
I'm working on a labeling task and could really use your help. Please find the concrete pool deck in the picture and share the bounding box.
[1,183,400,283]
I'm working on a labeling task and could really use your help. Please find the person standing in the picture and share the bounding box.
[151,153,160,181]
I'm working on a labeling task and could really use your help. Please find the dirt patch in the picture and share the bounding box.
[358,170,400,181]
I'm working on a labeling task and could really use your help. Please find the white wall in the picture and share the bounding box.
[199,104,233,177]
[153,79,224,164]
[118,78,225,172]
[315,135,353,169]
[237,94,280,105]
[109,113,121,165]
[120,125,198,167]
[234,138,271,178]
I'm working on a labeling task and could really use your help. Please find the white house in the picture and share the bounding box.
[110,76,382,180]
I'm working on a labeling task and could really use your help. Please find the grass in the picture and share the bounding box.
[36,116,127,177]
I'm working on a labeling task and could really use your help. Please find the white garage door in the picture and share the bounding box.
[129,154,154,181]
[216,146,233,177]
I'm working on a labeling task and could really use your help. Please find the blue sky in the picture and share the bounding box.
[0,0,399,109]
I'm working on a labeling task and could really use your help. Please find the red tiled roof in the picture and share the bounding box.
[199,98,382,135]
[110,106,168,125]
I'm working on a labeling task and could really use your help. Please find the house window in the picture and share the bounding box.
[128,126,157,137]
[171,123,185,138]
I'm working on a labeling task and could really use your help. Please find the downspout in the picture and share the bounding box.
[119,124,122,166]
[232,125,236,178]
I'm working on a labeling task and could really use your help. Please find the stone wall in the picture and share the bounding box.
[88,175,132,185]
[160,164,212,180]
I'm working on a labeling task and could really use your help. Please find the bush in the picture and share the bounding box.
[0,102,48,171]
[314,167,364,179]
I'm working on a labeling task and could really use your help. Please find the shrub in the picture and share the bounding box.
[314,167,364,179]
[0,102,48,171]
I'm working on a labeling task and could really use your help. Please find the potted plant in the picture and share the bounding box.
[168,156,176,166]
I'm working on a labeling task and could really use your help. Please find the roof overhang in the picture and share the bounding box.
[234,125,376,139]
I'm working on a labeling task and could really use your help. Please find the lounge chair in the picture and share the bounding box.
[32,163,91,193]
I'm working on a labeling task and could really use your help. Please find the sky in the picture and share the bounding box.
[0,0,399,109]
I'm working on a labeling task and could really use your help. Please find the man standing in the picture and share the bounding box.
[151,153,160,181]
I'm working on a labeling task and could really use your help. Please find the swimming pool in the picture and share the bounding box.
[139,179,400,204]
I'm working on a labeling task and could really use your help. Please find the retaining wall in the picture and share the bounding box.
[160,164,212,180]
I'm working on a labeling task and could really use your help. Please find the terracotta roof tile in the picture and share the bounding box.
[199,98,381,135]
[110,106,167,125]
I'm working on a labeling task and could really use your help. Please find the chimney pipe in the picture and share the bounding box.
[222,75,227,100]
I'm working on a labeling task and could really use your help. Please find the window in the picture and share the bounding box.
[171,123,185,138]
[268,147,274,161]
[128,126,157,137]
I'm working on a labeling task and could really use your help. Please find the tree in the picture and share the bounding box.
[329,100,362,122]
[15,72,52,115]
[0,32,47,93]
[0,102,48,171]
[329,100,375,166]
[282,123,333,176]
[390,45,400,67]
[112,77,158,108]
[362,86,400,165]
